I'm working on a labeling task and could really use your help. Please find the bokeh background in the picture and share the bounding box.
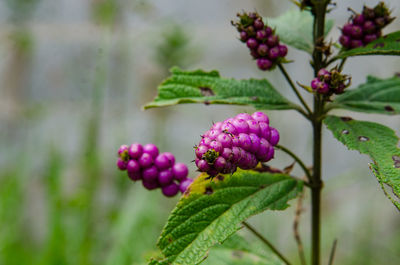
[0,0,399,264]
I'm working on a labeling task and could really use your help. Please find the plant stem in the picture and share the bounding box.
[278,64,312,116]
[338,58,347,71]
[328,239,338,265]
[276,145,312,182]
[243,221,292,265]
[311,1,329,265]
[293,192,307,265]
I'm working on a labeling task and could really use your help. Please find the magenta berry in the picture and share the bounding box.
[138,153,153,168]
[256,29,267,40]
[127,159,140,173]
[128,170,141,181]
[269,128,280,146]
[128,143,143,159]
[268,46,280,60]
[158,169,174,186]
[196,159,210,172]
[311,68,351,96]
[246,38,258,49]
[256,58,272,70]
[278,44,288,57]
[142,165,158,182]
[162,183,180,197]
[232,119,249,134]
[239,31,248,42]
[118,145,129,156]
[257,44,269,56]
[253,18,264,29]
[252,112,269,123]
[179,178,193,193]
[172,163,189,181]
[143,143,159,158]
[235,113,253,121]
[117,158,127,170]
[155,153,174,169]
[142,180,159,190]
[266,35,279,47]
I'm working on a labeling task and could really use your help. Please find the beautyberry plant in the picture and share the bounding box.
[118,1,400,264]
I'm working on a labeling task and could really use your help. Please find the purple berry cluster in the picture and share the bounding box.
[339,2,394,49]
[311,68,351,95]
[232,11,288,71]
[117,143,193,197]
[195,112,279,177]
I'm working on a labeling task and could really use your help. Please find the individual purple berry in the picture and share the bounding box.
[142,180,159,190]
[179,178,193,193]
[256,29,267,40]
[350,25,363,39]
[195,145,209,159]
[142,165,158,182]
[264,26,272,36]
[127,159,141,173]
[339,35,351,48]
[254,18,264,29]
[257,44,269,56]
[209,140,223,153]
[117,158,127,170]
[269,128,280,146]
[208,129,221,140]
[259,122,271,141]
[158,169,174,186]
[350,39,363,48]
[232,119,249,134]
[154,153,174,170]
[128,170,141,181]
[221,147,233,161]
[199,137,212,147]
[246,38,258,49]
[118,145,129,156]
[217,133,232,148]
[257,138,271,161]
[311,78,321,90]
[143,144,159,158]
[251,112,269,123]
[266,146,275,161]
[138,153,153,168]
[172,163,189,181]
[238,133,252,151]
[240,31,248,42]
[214,156,227,171]
[266,35,279,47]
[196,159,210,172]
[317,69,331,81]
[221,121,238,135]
[363,20,376,34]
[256,58,272,71]
[342,23,353,36]
[162,183,180,197]
[128,143,143,159]
[268,46,280,60]
[247,120,260,135]
[363,34,377,44]
[248,133,261,153]
[212,122,223,130]
[250,49,260,59]
[278,44,288,57]
[353,14,365,25]
[318,82,330,94]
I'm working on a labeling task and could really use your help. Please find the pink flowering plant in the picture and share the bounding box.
[117,1,400,265]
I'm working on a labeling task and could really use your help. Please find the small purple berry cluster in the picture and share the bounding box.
[195,112,279,177]
[117,143,192,197]
[311,68,351,95]
[339,2,394,49]
[232,11,288,71]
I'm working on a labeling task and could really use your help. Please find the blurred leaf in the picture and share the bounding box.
[336,31,400,58]
[267,9,334,53]
[92,0,119,26]
[144,67,298,110]
[324,116,400,210]
[329,75,400,115]
[151,171,303,265]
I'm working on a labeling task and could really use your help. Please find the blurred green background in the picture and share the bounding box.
[0,0,399,264]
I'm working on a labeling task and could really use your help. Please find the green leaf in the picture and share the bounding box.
[324,116,400,210]
[202,235,284,265]
[152,170,303,265]
[144,67,298,110]
[336,31,400,58]
[267,9,334,53]
[329,75,400,115]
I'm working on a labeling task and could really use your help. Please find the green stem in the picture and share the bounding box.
[243,222,292,265]
[278,64,312,116]
[311,2,329,265]
[276,145,312,182]
[328,239,338,265]
[338,58,347,72]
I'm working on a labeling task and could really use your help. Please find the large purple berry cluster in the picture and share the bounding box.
[117,143,192,197]
[339,2,394,49]
[232,11,288,71]
[195,112,279,177]
[311,68,351,95]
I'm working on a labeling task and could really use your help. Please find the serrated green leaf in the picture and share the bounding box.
[324,115,400,210]
[329,75,400,115]
[144,67,298,111]
[267,9,334,53]
[336,31,400,58]
[152,171,303,265]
